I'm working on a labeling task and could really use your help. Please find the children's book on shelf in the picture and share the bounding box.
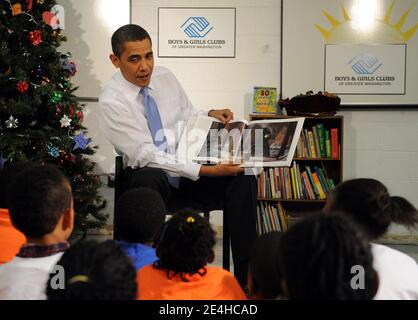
[176,115,304,167]
[252,87,278,114]
[295,123,340,159]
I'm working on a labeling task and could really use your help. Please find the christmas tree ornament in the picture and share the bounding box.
[50,91,63,104]
[59,114,71,127]
[69,104,75,117]
[47,144,60,158]
[42,5,65,30]
[37,0,46,4]
[41,76,51,86]
[0,153,6,169]
[26,0,34,12]
[73,132,91,150]
[76,110,83,123]
[28,30,43,46]
[17,80,29,93]
[5,116,18,129]
[55,104,64,116]
[12,4,23,16]
[60,54,77,77]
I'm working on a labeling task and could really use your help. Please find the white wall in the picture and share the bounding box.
[132,0,281,119]
[59,0,130,98]
[341,109,418,235]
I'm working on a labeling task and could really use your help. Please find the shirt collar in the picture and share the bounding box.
[17,241,70,258]
[115,71,155,98]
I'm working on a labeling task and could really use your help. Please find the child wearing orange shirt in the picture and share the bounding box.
[0,164,26,264]
[137,211,246,300]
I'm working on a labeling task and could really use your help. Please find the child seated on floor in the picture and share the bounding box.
[46,240,137,300]
[323,178,418,300]
[278,213,378,300]
[0,164,74,299]
[247,231,283,299]
[114,187,166,270]
[0,164,27,264]
[136,211,247,300]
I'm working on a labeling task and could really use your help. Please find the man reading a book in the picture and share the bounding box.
[99,24,257,288]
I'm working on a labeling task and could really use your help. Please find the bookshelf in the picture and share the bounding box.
[249,114,344,235]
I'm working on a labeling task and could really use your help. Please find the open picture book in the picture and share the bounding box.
[176,116,305,167]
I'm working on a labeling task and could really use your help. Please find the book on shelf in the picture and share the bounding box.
[252,87,278,114]
[295,124,339,160]
[325,129,332,158]
[316,123,326,158]
[177,115,304,167]
[256,201,288,235]
[331,128,339,159]
[258,163,336,200]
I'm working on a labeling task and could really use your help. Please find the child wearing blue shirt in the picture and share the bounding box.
[114,187,166,270]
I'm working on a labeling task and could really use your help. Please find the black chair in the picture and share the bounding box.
[113,156,230,270]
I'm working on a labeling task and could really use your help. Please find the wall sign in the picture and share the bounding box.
[158,7,236,58]
[325,44,406,95]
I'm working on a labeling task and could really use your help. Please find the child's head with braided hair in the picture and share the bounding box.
[153,210,216,281]
[323,178,418,240]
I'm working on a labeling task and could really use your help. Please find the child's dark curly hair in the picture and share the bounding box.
[278,213,378,300]
[46,240,137,300]
[154,210,216,281]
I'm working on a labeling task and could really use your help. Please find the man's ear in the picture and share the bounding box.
[110,54,120,68]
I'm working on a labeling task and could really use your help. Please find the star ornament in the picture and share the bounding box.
[73,132,91,150]
[60,115,71,128]
[5,116,18,129]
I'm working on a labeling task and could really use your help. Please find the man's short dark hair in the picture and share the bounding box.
[111,24,152,57]
[47,240,137,300]
[8,164,72,238]
[115,188,166,243]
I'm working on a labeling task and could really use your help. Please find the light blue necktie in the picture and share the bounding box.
[140,87,179,188]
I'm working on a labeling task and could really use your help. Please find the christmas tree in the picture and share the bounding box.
[0,0,107,236]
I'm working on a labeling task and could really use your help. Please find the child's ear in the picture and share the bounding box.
[207,250,215,263]
[62,205,74,232]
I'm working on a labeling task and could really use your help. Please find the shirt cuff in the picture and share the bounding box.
[181,162,201,181]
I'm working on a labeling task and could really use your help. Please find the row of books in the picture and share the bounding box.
[295,124,339,159]
[257,164,336,200]
[256,201,288,235]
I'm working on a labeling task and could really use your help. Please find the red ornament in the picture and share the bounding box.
[28,30,42,46]
[26,0,33,12]
[69,104,75,118]
[55,104,64,116]
[17,80,29,93]
[76,110,83,123]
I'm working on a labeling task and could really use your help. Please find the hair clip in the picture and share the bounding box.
[186,216,195,224]
[68,275,89,285]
